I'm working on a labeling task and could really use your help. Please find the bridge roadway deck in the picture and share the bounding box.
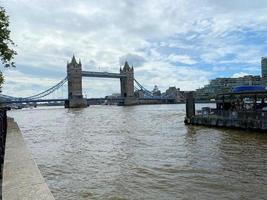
[2,118,55,200]
[82,71,126,78]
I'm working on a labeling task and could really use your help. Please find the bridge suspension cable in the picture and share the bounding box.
[0,77,68,102]
[25,77,67,100]
[134,79,154,97]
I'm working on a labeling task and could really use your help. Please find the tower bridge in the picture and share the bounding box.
[66,56,137,108]
[0,56,177,108]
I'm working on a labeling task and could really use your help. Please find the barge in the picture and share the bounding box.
[184,87,267,131]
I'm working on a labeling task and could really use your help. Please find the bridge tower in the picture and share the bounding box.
[120,62,138,105]
[65,56,87,108]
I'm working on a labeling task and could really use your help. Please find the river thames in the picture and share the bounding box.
[8,104,267,200]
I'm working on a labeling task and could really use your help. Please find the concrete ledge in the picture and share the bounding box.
[2,118,55,200]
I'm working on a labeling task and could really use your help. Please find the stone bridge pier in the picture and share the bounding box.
[65,56,87,108]
[120,62,138,106]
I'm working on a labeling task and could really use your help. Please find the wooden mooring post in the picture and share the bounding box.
[185,92,195,124]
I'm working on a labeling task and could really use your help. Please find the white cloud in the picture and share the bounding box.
[2,69,62,97]
[167,54,197,65]
[232,72,249,78]
[1,0,267,97]
[135,61,211,91]
[212,66,228,72]
[119,54,146,67]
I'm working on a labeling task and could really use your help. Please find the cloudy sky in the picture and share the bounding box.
[2,0,267,98]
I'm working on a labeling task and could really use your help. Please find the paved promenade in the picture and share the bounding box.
[2,118,55,200]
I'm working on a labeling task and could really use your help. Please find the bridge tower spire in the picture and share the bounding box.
[120,61,138,105]
[65,56,87,108]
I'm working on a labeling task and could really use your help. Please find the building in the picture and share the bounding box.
[133,85,185,103]
[152,85,161,96]
[262,57,267,84]
[196,58,266,101]
[164,86,185,102]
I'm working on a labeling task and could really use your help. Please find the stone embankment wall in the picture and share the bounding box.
[2,118,55,200]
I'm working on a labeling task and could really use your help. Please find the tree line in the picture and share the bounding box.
[0,6,16,88]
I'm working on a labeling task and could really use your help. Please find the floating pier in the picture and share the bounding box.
[184,89,267,131]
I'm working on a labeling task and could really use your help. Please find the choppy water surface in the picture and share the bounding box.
[9,104,267,200]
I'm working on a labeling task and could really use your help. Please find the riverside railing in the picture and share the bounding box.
[0,108,7,199]
[0,109,7,176]
[197,108,267,121]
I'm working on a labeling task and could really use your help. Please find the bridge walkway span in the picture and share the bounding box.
[82,71,126,79]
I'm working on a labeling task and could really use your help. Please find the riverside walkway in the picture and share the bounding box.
[2,118,54,200]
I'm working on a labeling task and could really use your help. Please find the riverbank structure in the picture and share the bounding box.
[195,57,267,101]
[185,88,267,131]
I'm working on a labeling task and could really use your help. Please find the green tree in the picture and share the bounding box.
[0,6,16,88]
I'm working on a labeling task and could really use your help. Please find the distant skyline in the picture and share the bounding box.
[2,0,267,97]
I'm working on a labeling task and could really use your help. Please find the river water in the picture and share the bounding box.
[8,104,267,200]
